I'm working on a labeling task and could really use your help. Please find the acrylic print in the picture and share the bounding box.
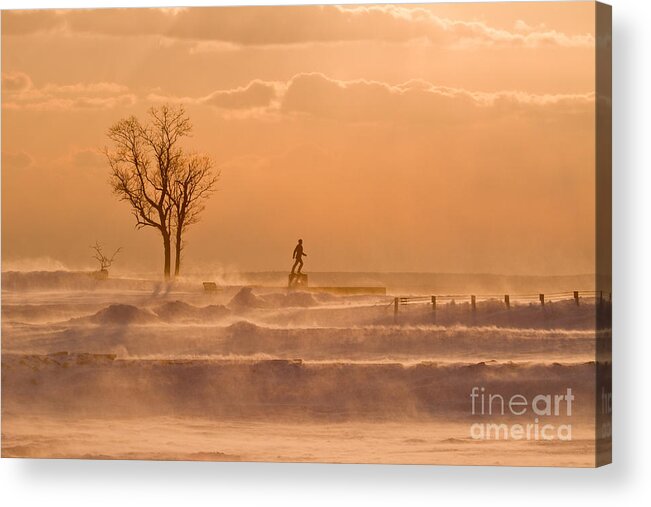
[1,2,611,466]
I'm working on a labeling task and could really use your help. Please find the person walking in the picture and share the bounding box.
[291,239,307,275]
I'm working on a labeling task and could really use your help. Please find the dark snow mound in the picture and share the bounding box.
[228,287,265,308]
[154,301,230,322]
[88,304,159,325]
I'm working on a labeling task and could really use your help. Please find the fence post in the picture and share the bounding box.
[539,293,545,306]
[394,297,399,316]
[504,294,510,309]
[574,291,580,306]
[471,295,476,311]
[431,296,436,311]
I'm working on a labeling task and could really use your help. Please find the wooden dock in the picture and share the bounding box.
[286,272,385,295]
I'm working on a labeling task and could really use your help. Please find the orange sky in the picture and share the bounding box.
[1,3,597,275]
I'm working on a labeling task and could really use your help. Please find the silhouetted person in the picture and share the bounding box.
[291,239,307,274]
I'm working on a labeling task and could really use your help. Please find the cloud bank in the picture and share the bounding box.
[148,72,595,123]
[4,70,594,125]
[2,71,137,111]
[3,6,594,49]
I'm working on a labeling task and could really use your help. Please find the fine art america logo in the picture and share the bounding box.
[469,386,574,441]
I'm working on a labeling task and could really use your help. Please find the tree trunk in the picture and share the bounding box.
[174,227,182,277]
[163,232,171,280]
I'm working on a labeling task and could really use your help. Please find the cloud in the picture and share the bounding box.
[2,6,594,49]
[2,71,33,92]
[70,148,104,169]
[280,73,594,124]
[1,10,63,36]
[147,79,279,117]
[203,80,278,109]
[335,5,594,48]
[2,151,34,170]
[2,72,137,111]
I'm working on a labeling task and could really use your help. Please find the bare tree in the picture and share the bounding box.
[91,241,122,271]
[170,153,219,276]
[104,105,191,279]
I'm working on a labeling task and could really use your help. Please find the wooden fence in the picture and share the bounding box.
[393,290,611,315]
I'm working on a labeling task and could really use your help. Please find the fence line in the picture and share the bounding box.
[393,290,611,315]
